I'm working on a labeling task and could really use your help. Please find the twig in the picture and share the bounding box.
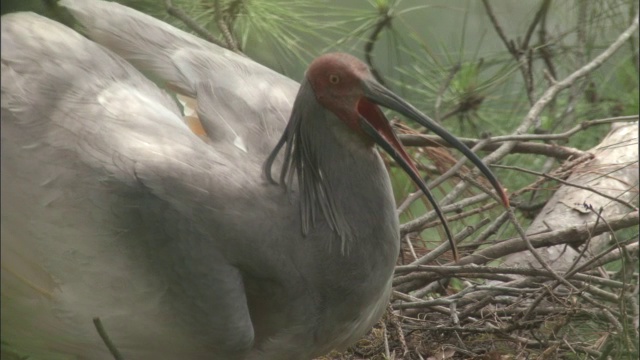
[507,152,594,199]
[214,0,240,52]
[387,304,409,356]
[518,206,626,321]
[482,0,535,104]
[394,212,637,296]
[364,7,393,85]
[403,234,419,262]
[398,138,493,213]
[93,317,124,360]
[522,0,552,51]
[434,64,461,122]
[573,241,639,273]
[400,134,587,159]
[394,264,629,289]
[492,115,637,142]
[467,211,510,246]
[492,164,639,211]
[537,2,557,80]
[399,114,637,161]
[482,14,639,167]
[381,320,390,358]
[456,211,638,267]
[406,218,491,266]
[408,204,497,236]
[481,0,514,54]
[400,193,491,235]
[164,0,228,49]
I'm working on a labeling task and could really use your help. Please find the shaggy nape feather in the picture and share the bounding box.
[263,83,354,252]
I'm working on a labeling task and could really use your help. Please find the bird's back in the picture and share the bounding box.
[60,0,299,158]
[0,3,295,358]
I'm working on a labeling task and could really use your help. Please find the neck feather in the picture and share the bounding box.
[263,82,396,253]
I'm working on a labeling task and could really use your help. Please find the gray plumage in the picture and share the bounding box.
[2,1,397,359]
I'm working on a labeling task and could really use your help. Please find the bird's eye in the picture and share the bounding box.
[328,74,340,84]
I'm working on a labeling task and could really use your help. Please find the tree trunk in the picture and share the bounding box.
[500,121,639,270]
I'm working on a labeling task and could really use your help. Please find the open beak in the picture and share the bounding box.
[357,79,510,261]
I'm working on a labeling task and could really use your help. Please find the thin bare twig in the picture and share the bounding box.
[399,134,587,159]
[522,0,552,51]
[482,0,536,103]
[93,317,124,360]
[397,138,492,213]
[434,64,461,122]
[471,212,637,264]
[364,7,393,85]
[492,164,639,211]
[164,0,227,48]
[483,14,639,166]
[401,193,492,235]
[214,0,240,52]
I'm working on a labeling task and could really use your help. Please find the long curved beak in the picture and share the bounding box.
[357,79,509,261]
[362,79,509,207]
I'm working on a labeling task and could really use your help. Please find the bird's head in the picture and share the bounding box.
[306,52,509,205]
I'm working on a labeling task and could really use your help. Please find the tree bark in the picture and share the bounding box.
[500,121,639,271]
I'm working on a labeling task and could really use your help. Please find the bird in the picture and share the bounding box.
[1,1,509,359]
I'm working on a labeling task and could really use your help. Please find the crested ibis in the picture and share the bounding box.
[0,0,508,359]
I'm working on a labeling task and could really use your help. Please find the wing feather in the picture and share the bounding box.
[1,11,253,359]
[60,0,299,155]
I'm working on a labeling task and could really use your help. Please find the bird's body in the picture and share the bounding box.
[2,1,508,359]
[2,2,399,359]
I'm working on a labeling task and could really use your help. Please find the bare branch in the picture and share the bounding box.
[214,0,240,52]
[164,0,227,48]
[93,317,124,360]
[493,164,639,211]
[483,14,639,166]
